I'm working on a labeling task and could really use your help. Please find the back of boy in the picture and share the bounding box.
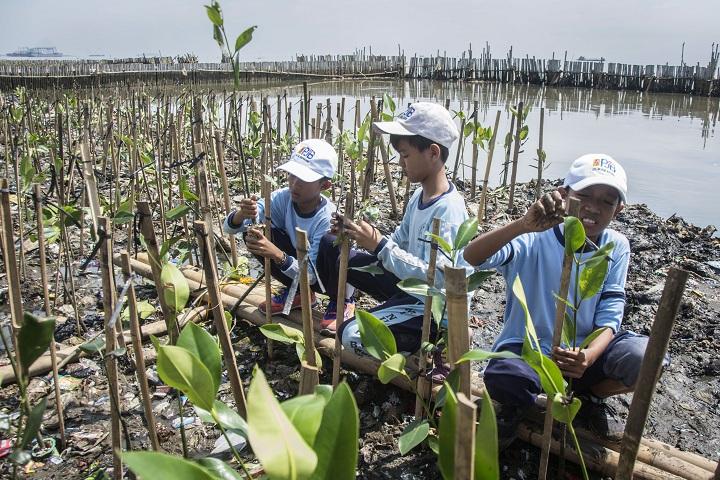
[316,102,473,362]
[463,154,649,445]
[224,138,337,314]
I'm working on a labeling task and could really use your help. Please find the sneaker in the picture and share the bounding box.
[576,395,625,442]
[496,404,528,451]
[320,299,355,335]
[258,287,316,315]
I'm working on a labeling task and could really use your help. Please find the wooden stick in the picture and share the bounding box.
[32,184,65,449]
[193,220,248,417]
[361,97,378,201]
[377,136,399,218]
[136,201,177,343]
[538,197,580,480]
[80,128,101,234]
[470,100,480,200]
[262,175,274,360]
[454,392,477,479]
[616,268,690,479]
[415,218,441,418]
[446,266,471,397]
[214,131,238,267]
[535,107,545,201]
[120,251,160,451]
[98,217,123,479]
[0,178,22,347]
[478,110,501,220]
[296,228,319,393]
[507,102,523,212]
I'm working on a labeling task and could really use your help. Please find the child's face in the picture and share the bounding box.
[394,138,441,183]
[567,184,624,241]
[288,174,327,205]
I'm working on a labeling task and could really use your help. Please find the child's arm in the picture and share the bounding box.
[464,190,565,265]
[224,195,263,234]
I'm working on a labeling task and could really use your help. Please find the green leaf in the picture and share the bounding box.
[578,327,609,350]
[349,263,384,276]
[312,382,359,479]
[247,367,317,480]
[259,323,304,344]
[396,278,442,298]
[455,349,520,364]
[124,451,217,480]
[564,216,585,255]
[196,458,244,480]
[355,309,396,360]
[581,242,615,269]
[431,295,445,327]
[579,257,609,300]
[475,390,499,480]
[195,400,248,434]
[79,336,105,354]
[519,125,529,141]
[166,204,192,221]
[463,122,475,138]
[205,4,223,27]
[121,300,155,323]
[551,392,582,424]
[156,344,216,411]
[438,381,458,480]
[234,26,257,52]
[282,394,326,447]
[521,335,566,398]
[467,270,494,291]
[377,353,407,384]
[561,312,575,347]
[382,93,396,113]
[18,312,55,375]
[177,322,222,393]
[434,368,460,410]
[425,232,452,255]
[161,262,190,313]
[180,177,200,202]
[398,419,429,455]
[314,384,333,403]
[20,397,47,449]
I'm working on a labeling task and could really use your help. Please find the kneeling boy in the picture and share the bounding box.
[224,139,337,314]
[463,154,648,443]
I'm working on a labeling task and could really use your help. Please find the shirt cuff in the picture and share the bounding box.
[373,237,388,256]
[226,210,245,229]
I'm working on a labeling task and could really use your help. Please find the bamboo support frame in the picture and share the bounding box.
[446,266,471,397]
[296,228,319,393]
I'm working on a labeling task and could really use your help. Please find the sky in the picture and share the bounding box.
[0,0,718,66]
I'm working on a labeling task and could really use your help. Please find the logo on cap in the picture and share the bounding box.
[398,106,415,120]
[592,157,617,176]
[295,145,315,163]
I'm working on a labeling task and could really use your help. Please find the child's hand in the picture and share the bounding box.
[330,211,348,236]
[245,227,284,263]
[339,216,381,252]
[237,195,259,221]
[521,190,565,232]
[552,346,592,378]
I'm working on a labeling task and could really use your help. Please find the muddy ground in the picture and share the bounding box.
[0,175,718,479]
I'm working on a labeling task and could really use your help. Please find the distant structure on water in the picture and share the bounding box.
[6,47,63,58]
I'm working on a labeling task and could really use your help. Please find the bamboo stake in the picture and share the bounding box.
[296,228,319,393]
[136,201,177,343]
[120,251,160,451]
[446,266,471,397]
[361,97,378,200]
[616,268,690,479]
[214,131,238,267]
[32,184,66,449]
[193,220,248,417]
[0,178,22,344]
[415,218,441,418]
[501,109,515,187]
[98,217,123,479]
[478,110,501,220]
[263,174,274,360]
[507,102,523,211]
[332,187,354,388]
[454,392,477,479]
[535,107,545,201]
[80,127,101,234]
[538,197,580,480]
[377,136,399,218]
[470,100,480,200]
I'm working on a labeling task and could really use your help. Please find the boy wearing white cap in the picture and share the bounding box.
[224,139,337,314]
[464,154,648,446]
[317,102,473,358]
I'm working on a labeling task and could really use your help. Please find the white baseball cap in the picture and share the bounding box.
[277,139,337,182]
[563,154,628,203]
[373,102,459,150]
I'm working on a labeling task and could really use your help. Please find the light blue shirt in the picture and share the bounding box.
[476,225,630,355]
[223,187,335,285]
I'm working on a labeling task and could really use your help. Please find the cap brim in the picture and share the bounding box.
[373,121,415,136]
[566,177,627,203]
[277,161,324,182]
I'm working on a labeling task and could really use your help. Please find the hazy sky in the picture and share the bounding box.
[1,0,718,65]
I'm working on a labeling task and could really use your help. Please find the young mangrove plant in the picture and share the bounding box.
[204,1,257,89]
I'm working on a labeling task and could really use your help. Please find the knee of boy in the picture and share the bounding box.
[606,334,652,387]
[320,232,336,250]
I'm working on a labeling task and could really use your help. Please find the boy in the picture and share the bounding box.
[317,102,473,357]
[224,138,337,314]
[463,154,647,444]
